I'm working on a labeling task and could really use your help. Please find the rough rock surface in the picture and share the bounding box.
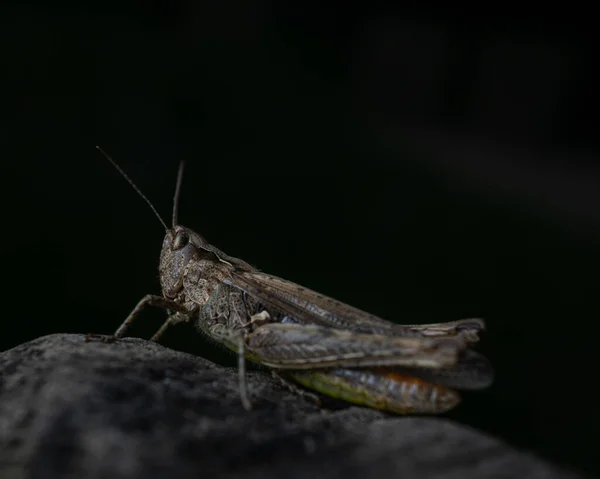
[0,334,585,479]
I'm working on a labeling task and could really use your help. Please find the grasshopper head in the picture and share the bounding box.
[159,225,208,299]
[158,159,206,299]
[96,150,246,298]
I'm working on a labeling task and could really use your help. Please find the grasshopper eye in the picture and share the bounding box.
[173,232,189,250]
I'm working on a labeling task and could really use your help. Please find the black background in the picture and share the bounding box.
[1,3,599,476]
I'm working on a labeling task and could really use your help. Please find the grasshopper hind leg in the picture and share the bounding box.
[288,368,461,414]
[404,318,486,344]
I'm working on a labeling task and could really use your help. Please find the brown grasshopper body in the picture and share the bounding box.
[95,149,493,414]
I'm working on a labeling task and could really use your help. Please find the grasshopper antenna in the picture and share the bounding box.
[172,160,185,227]
[96,146,169,232]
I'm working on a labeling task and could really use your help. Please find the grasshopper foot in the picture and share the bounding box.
[272,371,322,407]
[84,333,118,343]
[241,393,253,411]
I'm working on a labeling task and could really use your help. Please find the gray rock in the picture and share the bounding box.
[0,334,585,479]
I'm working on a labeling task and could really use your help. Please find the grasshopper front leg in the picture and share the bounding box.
[86,294,189,343]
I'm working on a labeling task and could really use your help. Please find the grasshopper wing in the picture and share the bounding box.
[227,271,484,342]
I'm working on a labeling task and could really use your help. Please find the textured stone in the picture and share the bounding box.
[0,334,584,479]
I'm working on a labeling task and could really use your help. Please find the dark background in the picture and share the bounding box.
[1,3,599,476]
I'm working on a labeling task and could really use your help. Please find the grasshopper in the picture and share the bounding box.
[91,147,494,414]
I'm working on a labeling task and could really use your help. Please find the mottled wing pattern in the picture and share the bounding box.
[227,271,484,342]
